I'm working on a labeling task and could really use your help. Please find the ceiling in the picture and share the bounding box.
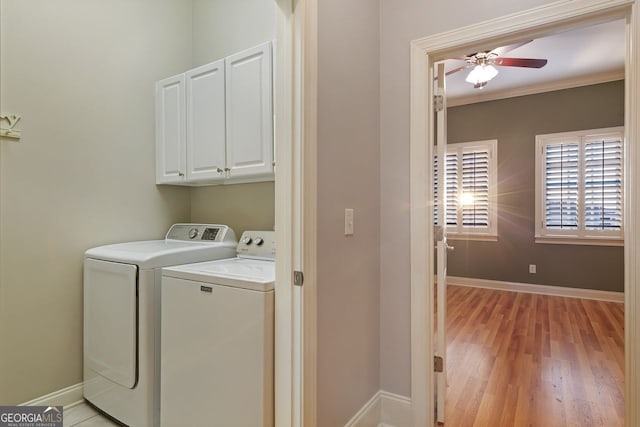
[442,19,626,106]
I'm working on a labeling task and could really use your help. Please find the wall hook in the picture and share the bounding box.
[0,114,22,139]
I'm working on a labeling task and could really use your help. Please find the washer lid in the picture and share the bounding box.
[162,258,275,291]
[85,240,236,270]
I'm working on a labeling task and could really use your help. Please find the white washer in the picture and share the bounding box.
[160,230,275,427]
[83,224,237,427]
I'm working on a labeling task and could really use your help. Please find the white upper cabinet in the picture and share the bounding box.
[155,42,274,186]
[186,60,226,183]
[225,42,273,181]
[156,74,186,184]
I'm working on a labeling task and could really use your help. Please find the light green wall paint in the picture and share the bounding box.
[188,0,277,234]
[0,0,192,404]
[190,182,275,237]
[192,0,276,67]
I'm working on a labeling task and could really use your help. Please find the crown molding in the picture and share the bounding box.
[447,69,624,107]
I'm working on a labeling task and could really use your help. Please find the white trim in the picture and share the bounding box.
[20,383,84,408]
[409,38,433,427]
[535,236,624,245]
[272,1,302,426]
[411,0,631,60]
[534,126,625,243]
[410,1,637,426]
[626,6,640,426]
[447,70,624,107]
[379,392,412,427]
[448,275,624,303]
[448,234,498,242]
[291,0,318,425]
[271,0,317,425]
[343,391,382,427]
[344,391,412,427]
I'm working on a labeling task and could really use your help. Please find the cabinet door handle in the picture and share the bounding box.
[217,168,224,173]
[224,168,231,172]
[178,172,184,177]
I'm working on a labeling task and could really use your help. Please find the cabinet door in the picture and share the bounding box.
[225,42,274,180]
[155,74,186,184]
[186,60,226,183]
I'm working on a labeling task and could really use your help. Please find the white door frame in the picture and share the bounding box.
[409,0,639,425]
[274,0,318,426]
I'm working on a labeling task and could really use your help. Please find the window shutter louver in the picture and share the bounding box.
[446,153,459,226]
[434,154,439,225]
[584,138,623,230]
[544,143,580,229]
[461,151,490,228]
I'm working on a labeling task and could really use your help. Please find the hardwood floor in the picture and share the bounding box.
[442,285,624,427]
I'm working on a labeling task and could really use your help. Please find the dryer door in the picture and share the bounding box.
[84,258,138,389]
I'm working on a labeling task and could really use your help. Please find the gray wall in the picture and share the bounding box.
[317,0,381,425]
[0,0,192,404]
[447,81,624,292]
[379,0,563,399]
[189,0,277,235]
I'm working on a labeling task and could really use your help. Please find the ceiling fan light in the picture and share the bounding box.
[465,64,499,85]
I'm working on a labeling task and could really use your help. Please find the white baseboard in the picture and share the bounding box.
[448,276,624,303]
[379,392,411,427]
[20,382,84,409]
[344,390,412,427]
[344,391,382,427]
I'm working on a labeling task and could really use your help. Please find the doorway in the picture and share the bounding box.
[433,22,625,424]
[409,1,638,425]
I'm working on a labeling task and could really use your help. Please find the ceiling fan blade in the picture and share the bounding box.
[490,40,532,57]
[446,65,471,76]
[494,57,548,68]
[434,64,471,80]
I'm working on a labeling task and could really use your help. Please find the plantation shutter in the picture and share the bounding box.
[434,153,459,226]
[584,138,623,230]
[544,143,579,229]
[433,140,497,237]
[434,154,439,225]
[446,153,458,226]
[461,150,489,228]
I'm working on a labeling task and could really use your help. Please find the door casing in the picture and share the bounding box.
[409,0,638,425]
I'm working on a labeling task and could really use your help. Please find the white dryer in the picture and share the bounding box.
[83,224,237,427]
[160,230,275,427]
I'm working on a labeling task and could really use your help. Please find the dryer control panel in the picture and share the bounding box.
[165,224,237,244]
[237,231,276,260]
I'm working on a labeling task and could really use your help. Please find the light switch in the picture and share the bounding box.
[344,208,354,236]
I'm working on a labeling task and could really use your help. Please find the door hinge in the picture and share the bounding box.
[434,355,444,373]
[434,95,444,112]
[293,270,304,286]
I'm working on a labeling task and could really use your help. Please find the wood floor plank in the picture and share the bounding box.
[440,286,624,426]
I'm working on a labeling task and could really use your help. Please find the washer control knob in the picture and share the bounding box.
[188,228,199,239]
[242,236,253,245]
[254,237,264,246]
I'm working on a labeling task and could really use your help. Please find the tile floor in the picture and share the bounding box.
[63,402,120,426]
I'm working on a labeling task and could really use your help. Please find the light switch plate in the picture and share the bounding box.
[345,208,354,235]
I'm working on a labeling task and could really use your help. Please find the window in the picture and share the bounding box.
[535,127,624,246]
[434,140,497,240]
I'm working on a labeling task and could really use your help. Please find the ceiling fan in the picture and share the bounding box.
[446,40,548,89]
